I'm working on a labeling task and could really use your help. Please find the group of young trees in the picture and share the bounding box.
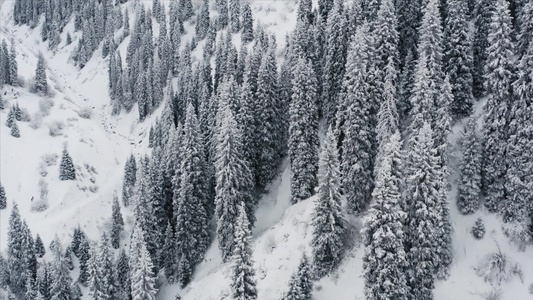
[0,39,18,87]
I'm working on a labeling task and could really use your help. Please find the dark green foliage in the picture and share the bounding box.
[59,147,76,180]
[122,154,137,206]
[312,127,346,278]
[289,58,319,204]
[10,120,20,138]
[473,0,495,97]
[35,234,46,258]
[241,3,254,44]
[34,52,48,95]
[77,236,91,285]
[284,254,312,300]
[457,118,482,214]
[472,218,486,239]
[230,202,257,300]
[0,182,6,209]
[111,194,124,249]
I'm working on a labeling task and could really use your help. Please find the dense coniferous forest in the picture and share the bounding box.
[1,0,533,298]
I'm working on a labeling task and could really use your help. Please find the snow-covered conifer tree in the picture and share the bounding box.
[241,3,254,44]
[289,58,319,203]
[311,126,346,278]
[59,147,75,180]
[0,182,6,209]
[122,154,137,206]
[34,52,48,95]
[111,194,124,249]
[230,202,257,300]
[130,225,157,300]
[284,254,312,300]
[457,118,481,214]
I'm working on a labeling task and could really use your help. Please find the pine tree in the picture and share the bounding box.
[482,0,514,213]
[516,0,533,59]
[35,234,46,258]
[87,243,105,300]
[116,249,131,300]
[230,202,257,300]
[472,0,494,97]
[50,251,73,300]
[161,222,176,282]
[311,127,346,278]
[122,154,137,206]
[0,182,6,210]
[337,27,374,214]
[364,132,408,300]
[77,235,91,285]
[34,52,48,95]
[175,104,210,287]
[241,3,254,44]
[229,0,241,33]
[10,120,20,138]
[8,39,18,86]
[59,147,75,180]
[7,204,27,294]
[215,107,255,262]
[322,2,348,124]
[404,123,441,300]
[111,194,124,249]
[289,58,319,204]
[457,118,482,214]
[130,225,157,300]
[444,0,474,118]
[5,106,15,128]
[284,254,312,300]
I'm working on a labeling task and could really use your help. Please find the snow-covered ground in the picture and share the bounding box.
[2,0,533,299]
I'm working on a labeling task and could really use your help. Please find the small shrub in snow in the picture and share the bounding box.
[48,120,65,136]
[30,112,43,129]
[472,218,485,239]
[529,282,533,294]
[32,199,48,212]
[33,179,49,212]
[77,107,92,119]
[484,288,502,300]
[502,220,531,250]
[42,153,58,166]
[38,162,48,177]
[475,248,522,285]
[39,98,54,116]
[19,107,31,122]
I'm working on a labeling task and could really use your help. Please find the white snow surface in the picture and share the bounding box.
[1,0,533,299]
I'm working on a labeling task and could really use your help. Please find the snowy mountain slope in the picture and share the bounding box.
[1,0,533,299]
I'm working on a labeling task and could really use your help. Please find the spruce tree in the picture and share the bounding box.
[34,52,48,95]
[77,236,91,285]
[229,0,241,33]
[59,147,76,180]
[457,118,482,214]
[404,123,441,300]
[444,0,474,118]
[215,107,255,262]
[122,154,137,206]
[116,249,131,300]
[311,127,346,278]
[337,27,374,214]
[50,251,73,300]
[130,225,157,300]
[87,243,105,300]
[5,106,15,128]
[0,182,6,210]
[35,234,46,258]
[175,104,210,287]
[161,222,176,282]
[473,0,494,97]
[10,120,20,138]
[284,254,312,300]
[230,202,257,300]
[7,204,26,294]
[289,58,319,204]
[482,0,514,213]
[111,194,124,249]
[364,131,408,300]
[241,3,254,44]
[8,40,18,86]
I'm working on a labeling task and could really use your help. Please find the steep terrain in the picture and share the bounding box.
[1,0,533,299]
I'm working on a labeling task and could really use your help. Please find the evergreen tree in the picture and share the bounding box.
[34,52,48,94]
[404,123,441,300]
[87,243,105,300]
[8,40,18,86]
[516,0,533,59]
[457,118,482,214]
[0,183,6,210]
[7,204,27,294]
[35,234,46,258]
[284,254,312,300]
[289,58,319,204]
[364,131,408,300]
[230,202,257,300]
[77,236,91,285]
[322,2,348,124]
[482,0,514,213]
[318,0,334,21]
[196,0,210,40]
[111,194,124,249]
[59,147,76,180]
[130,225,157,300]
[5,106,15,128]
[311,127,346,278]
[241,3,254,44]
[50,251,73,300]
[472,0,494,97]
[122,154,137,206]
[444,0,474,118]
[229,0,241,33]
[161,222,176,282]
[215,107,255,262]
[337,27,375,214]
[10,120,20,138]
[116,249,131,300]
[175,104,210,287]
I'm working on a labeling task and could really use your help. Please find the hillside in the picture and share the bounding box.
[1,0,533,299]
